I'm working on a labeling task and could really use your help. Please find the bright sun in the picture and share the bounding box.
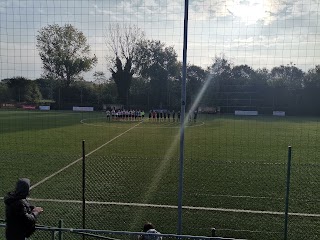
[228,0,268,25]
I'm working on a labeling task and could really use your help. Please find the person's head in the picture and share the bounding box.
[14,178,30,198]
[143,222,155,232]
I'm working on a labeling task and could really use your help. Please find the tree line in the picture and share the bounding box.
[1,24,320,115]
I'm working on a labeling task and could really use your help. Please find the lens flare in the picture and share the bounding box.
[130,63,222,227]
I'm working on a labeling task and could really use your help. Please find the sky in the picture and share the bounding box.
[0,0,319,81]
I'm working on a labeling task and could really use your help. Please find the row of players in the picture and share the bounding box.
[148,110,180,122]
[105,109,179,121]
[106,109,198,122]
[149,110,198,122]
[106,109,145,120]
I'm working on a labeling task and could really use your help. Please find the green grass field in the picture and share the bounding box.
[0,110,320,240]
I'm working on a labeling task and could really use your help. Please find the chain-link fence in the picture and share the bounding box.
[0,220,246,240]
[1,111,320,239]
[1,112,320,239]
[1,0,320,240]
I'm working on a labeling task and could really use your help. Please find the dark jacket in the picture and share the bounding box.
[4,178,38,240]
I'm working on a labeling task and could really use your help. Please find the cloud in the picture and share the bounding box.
[188,0,317,27]
[1,0,319,79]
[188,0,279,24]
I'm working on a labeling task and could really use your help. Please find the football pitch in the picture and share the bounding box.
[0,110,320,240]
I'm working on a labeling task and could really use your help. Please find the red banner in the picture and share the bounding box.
[22,105,36,110]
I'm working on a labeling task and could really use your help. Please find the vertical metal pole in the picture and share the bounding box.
[82,140,86,240]
[58,87,61,110]
[58,219,63,240]
[51,230,56,240]
[80,88,83,104]
[211,228,216,237]
[284,146,292,240]
[178,0,189,235]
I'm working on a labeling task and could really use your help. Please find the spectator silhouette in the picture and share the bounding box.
[139,222,162,240]
[4,178,43,240]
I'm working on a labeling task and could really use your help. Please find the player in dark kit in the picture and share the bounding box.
[193,110,198,122]
[177,111,180,122]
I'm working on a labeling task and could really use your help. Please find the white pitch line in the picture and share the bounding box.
[30,122,142,190]
[28,198,320,218]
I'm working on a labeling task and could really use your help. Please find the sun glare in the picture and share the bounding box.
[229,0,268,25]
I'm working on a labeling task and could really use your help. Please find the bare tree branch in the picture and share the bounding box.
[104,24,144,106]
[105,24,144,71]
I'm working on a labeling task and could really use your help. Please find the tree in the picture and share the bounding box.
[35,78,56,100]
[93,71,108,105]
[186,65,207,107]
[254,68,274,113]
[301,65,320,115]
[101,82,118,105]
[25,81,42,103]
[129,77,150,109]
[203,56,233,112]
[0,81,11,102]
[105,24,144,107]
[231,64,256,86]
[134,39,179,108]
[110,57,134,107]
[36,24,97,86]
[3,77,41,103]
[269,64,304,113]
[269,64,304,90]
[304,65,320,88]
[93,71,108,85]
[229,65,261,111]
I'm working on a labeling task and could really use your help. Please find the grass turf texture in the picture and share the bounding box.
[0,110,319,240]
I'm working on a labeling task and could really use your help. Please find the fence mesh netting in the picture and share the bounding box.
[1,1,320,240]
